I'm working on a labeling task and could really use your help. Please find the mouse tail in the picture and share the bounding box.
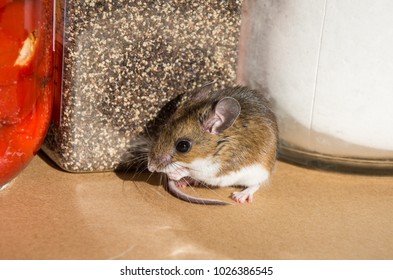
[165,178,230,206]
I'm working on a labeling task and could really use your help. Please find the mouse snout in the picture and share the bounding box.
[147,161,156,173]
[147,154,173,173]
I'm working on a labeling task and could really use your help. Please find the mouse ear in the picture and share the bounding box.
[203,97,241,134]
[191,81,215,102]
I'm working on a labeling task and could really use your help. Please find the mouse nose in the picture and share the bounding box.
[147,155,172,173]
[147,160,157,173]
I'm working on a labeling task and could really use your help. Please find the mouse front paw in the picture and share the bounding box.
[175,177,198,188]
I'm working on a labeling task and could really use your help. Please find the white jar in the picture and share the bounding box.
[238,0,393,172]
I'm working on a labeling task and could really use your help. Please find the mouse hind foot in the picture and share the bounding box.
[231,186,260,203]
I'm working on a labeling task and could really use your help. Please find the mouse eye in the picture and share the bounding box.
[175,139,192,153]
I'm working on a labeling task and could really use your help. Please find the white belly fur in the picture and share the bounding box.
[183,158,270,188]
[207,164,269,187]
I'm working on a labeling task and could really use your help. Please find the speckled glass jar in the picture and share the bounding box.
[43,0,242,172]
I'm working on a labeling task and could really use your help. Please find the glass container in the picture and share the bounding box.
[238,0,393,173]
[0,0,54,189]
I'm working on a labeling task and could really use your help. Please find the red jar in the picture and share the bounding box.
[0,0,53,189]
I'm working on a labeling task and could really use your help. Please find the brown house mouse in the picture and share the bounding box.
[146,84,278,204]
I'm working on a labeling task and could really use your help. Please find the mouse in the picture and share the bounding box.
[145,83,278,204]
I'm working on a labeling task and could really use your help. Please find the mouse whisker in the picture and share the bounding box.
[180,165,199,173]
[145,128,154,142]
[146,169,158,183]
[122,151,148,164]
[132,156,148,168]
[170,162,188,177]
[122,156,148,177]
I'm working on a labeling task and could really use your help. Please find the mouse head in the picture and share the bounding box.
[147,87,241,180]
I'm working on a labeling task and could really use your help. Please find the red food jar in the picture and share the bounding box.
[0,0,53,189]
